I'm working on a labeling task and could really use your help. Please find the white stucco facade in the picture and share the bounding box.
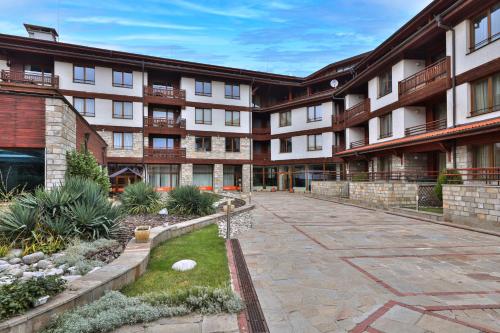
[180,77,250,107]
[270,101,334,135]
[182,107,251,134]
[270,132,333,161]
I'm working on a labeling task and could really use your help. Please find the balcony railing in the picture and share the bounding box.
[398,57,450,97]
[144,117,186,129]
[345,99,370,127]
[332,145,345,154]
[1,70,59,88]
[253,152,271,161]
[144,147,186,160]
[404,118,447,136]
[445,167,500,186]
[347,170,440,182]
[143,86,186,100]
[350,138,368,149]
[252,127,271,135]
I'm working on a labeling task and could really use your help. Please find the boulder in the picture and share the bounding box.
[22,252,44,265]
[9,258,22,265]
[6,249,22,259]
[7,268,24,278]
[36,259,51,270]
[172,259,197,272]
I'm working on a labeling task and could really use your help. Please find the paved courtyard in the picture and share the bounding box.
[238,193,500,333]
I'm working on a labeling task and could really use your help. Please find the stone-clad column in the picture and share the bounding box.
[213,164,223,192]
[180,163,193,187]
[45,98,76,189]
[242,164,251,192]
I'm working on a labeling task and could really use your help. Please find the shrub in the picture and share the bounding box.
[166,186,217,216]
[0,177,123,249]
[351,173,368,182]
[66,149,111,193]
[22,233,66,256]
[0,276,66,320]
[0,242,10,257]
[120,182,162,215]
[434,169,463,202]
[43,291,189,333]
[0,168,25,203]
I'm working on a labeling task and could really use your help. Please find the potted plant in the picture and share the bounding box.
[134,226,151,243]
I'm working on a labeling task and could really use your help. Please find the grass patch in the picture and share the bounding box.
[418,206,443,214]
[122,224,229,296]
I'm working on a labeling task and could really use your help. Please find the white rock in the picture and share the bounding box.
[158,208,168,216]
[62,275,82,282]
[36,259,51,270]
[22,252,44,265]
[0,264,10,273]
[45,268,64,276]
[67,266,78,275]
[9,258,21,265]
[0,260,8,265]
[7,268,24,278]
[34,296,50,307]
[6,249,22,259]
[172,259,197,272]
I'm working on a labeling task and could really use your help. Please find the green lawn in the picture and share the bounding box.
[418,206,443,214]
[122,224,229,296]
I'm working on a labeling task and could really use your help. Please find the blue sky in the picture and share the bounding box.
[0,0,432,76]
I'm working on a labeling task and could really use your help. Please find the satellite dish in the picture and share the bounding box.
[330,79,339,89]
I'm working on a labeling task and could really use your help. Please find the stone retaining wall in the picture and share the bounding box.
[443,184,500,231]
[0,204,254,333]
[311,181,418,208]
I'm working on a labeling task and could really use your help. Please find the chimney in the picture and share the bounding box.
[23,23,58,42]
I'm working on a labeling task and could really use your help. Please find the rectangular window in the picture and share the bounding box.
[152,137,174,149]
[379,113,393,138]
[193,165,213,189]
[471,72,500,116]
[378,69,392,97]
[113,132,133,150]
[225,83,240,99]
[307,105,322,122]
[195,136,211,152]
[148,165,179,189]
[470,4,500,51]
[279,111,291,127]
[73,65,95,84]
[225,110,240,126]
[307,134,322,151]
[112,70,133,88]
[225,137,240,152]
[73,97,95,117]
[195,80,212,96]
[195,108,212,124]
[113,101,133,119]
[280,138,292,153]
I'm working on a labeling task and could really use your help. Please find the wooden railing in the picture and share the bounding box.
[332,145,345,154]
[445,167,500,185]
[398,57,450,97]
[253,152,271,161]
[1,70,59,87]
[344,99,370,127]
[144,147,186,159]
[144,117,186,128]
[143,86,186,100]
[252,127,271,135]
[350,138,368,149]
[405,118,447,136]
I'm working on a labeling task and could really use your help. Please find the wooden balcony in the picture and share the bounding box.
[332,144,345,154]
[398,57,451,106]
[252,127,271,141]
[344,99,370,127]
[404,118,447,136]
[144,117,186,135]
[332,113,345,131]
[349,138,368,149]
[253,151,271,162]
[1,70,59,88]
[143,147,186,163]
[143,86,186,107]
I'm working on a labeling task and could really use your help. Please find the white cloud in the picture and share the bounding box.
[65,16,203,31]
[167,0,263,19]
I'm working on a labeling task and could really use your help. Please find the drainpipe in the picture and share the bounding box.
[436,15,457,169]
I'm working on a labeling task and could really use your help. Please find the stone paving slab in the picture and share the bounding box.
[238,193,500,332]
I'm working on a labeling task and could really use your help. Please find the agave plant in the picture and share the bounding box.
[165,186,217,217]
[0,201,38,243]
[120,182,162,215]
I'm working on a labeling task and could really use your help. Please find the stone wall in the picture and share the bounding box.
[214,164,223,192]
[242,164,251,192]
[350,182,417,208]
[180,163,193,186]
[183,135,251,160]
[443,184,500,231]
[98,131,143,158]
[311,181,348,197]
[45,98,77,189]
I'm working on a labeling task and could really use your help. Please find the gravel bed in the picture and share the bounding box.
[217,210,253,239]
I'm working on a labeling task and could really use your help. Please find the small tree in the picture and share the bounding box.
[66,149,111,193]
[434,169,463,202]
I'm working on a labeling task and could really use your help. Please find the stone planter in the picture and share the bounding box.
[134,226,151,243]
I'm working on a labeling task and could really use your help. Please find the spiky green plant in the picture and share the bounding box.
[120,182,162,215]
[165,186,217,216]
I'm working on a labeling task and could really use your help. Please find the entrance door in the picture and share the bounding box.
[277,166,290,191]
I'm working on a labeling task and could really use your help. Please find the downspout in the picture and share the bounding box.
[436,15,457,168]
